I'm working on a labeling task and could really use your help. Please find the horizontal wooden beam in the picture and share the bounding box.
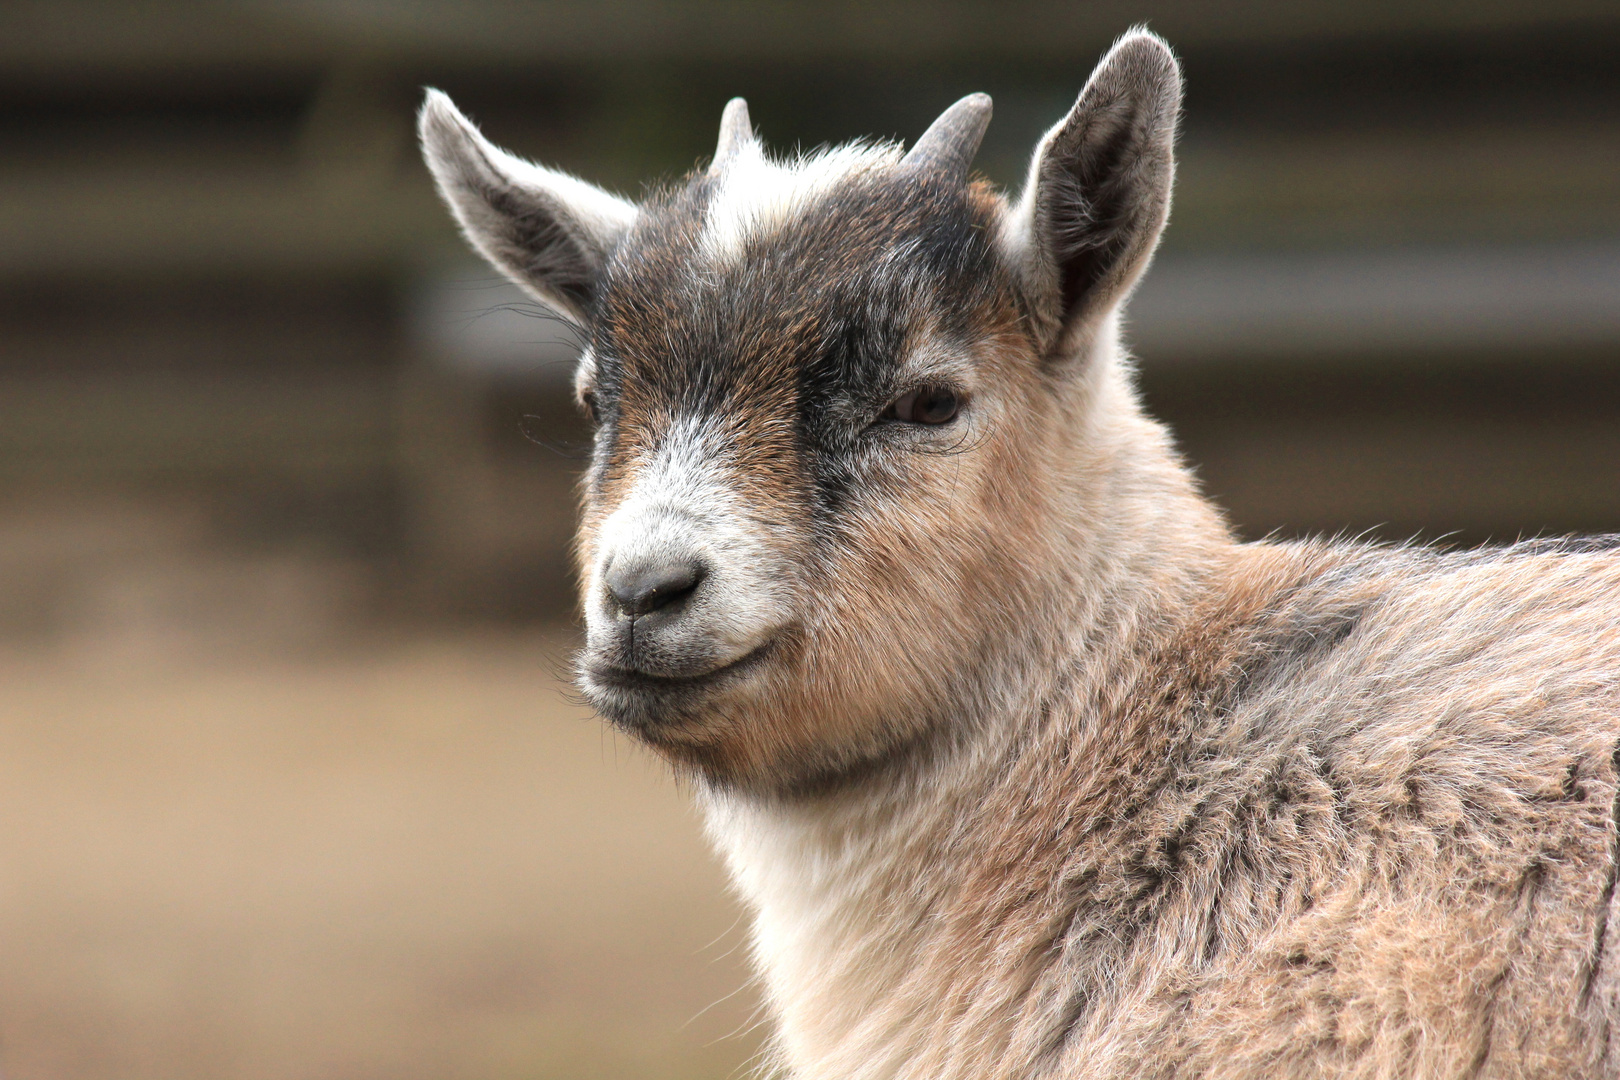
[5,0,1620,75]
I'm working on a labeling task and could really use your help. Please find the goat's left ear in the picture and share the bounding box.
[1002,30,1181,359]
[419,89,637,327]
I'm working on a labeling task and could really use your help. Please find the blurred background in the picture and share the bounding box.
[0,2,1617,1078]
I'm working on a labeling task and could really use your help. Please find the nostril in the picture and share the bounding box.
[605,558,705,618]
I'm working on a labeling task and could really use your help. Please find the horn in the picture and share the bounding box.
[901,93,992,181]
[712,97,753,170]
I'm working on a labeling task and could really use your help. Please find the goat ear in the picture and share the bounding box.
[1003,30,1181,358]
[418,89,636,326]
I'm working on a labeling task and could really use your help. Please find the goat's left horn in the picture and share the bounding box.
[901,93,992,181]
[712,97,753,170]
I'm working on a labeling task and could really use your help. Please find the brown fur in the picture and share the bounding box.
[806,543,1620,1078]
[419,29,1620,1079]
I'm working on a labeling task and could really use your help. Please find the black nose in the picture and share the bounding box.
[605,558,704,618]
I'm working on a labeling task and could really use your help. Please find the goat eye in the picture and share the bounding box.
[885,386,961,425]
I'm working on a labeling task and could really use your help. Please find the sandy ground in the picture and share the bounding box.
[0,626,762,1080]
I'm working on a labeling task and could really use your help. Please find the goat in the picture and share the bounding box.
[420,30,1620,1080]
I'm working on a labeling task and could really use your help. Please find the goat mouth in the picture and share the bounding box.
[585,638,777,699]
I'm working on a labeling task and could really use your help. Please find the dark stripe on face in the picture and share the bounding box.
[588,165,1010,527]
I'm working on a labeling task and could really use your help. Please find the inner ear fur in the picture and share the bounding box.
[418,89,637,326]
[1004,30,1182,359]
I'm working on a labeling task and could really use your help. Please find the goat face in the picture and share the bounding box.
[420,31,1182,794]
[575,166,1044,793]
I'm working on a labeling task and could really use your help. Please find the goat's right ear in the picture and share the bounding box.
[418,89,636,326]
[1001,31,1181,360]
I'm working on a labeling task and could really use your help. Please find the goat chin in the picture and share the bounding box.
[423,28,1620,1080]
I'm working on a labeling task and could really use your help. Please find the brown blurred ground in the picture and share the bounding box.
[0,507,759,1080]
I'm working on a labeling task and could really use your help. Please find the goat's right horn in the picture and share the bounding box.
[712,97,753,171]
[901,93,992,182]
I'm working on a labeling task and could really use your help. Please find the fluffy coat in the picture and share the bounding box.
[420,29,1620,1079]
